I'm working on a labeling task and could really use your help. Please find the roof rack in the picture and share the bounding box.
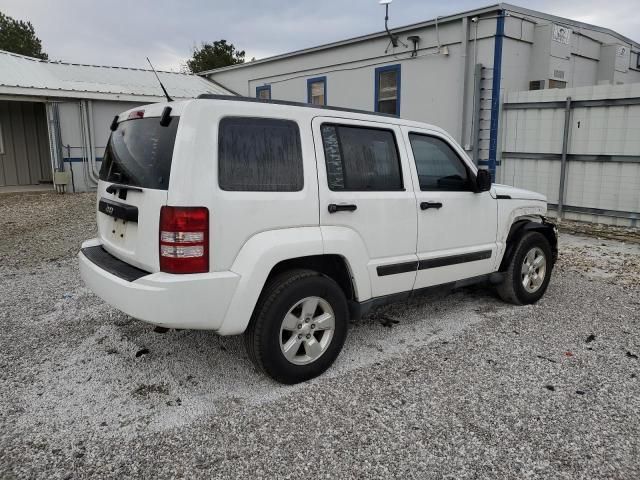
[196,94,397,118]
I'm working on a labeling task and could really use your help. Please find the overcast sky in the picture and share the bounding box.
[0,0,637,71]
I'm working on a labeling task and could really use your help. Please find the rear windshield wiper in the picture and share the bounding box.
[106,183,143,194]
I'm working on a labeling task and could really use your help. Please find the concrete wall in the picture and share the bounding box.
[499,83,640,226]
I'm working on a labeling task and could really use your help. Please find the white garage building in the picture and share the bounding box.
[0,49,232,192]
[202,3,640,179]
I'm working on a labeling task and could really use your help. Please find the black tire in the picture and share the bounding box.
[496,231,553,305]
[244,269,348,384]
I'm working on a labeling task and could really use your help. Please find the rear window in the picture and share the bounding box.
[99,117,179,190]
[218,117,303,192]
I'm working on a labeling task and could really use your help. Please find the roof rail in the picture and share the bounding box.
[196,94,397,118]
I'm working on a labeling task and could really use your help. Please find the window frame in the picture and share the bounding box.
[255,85,271,100]
[0,122,4,155]
[320,122,405,192]
[374,64,401,116]
[408,132,476,192]
[217,116,304,192]
[307,76,327,106]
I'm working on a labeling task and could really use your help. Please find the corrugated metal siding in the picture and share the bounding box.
[499,84,640,226]
[0,100,51,186]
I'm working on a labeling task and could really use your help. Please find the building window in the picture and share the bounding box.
[307,76,327,105]
[0,122,4,154]
[256,85,271,100]
[320,124,403,191]
[218,117,303,192]
[375,64,401,116]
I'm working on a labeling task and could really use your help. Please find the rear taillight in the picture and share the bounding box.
[159,206,209,274]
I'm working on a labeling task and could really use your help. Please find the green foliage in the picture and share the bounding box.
[0,11,48,60]
[186,39,244,73]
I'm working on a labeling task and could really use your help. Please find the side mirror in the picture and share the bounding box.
[475,169,492,193]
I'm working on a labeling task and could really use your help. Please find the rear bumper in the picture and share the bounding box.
[78,239,239,330]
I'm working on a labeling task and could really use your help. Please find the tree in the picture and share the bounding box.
[0,11,48,60]
[186,39,244,73]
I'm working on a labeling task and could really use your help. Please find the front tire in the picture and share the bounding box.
[497,231,553,305]
[244,269,348,384]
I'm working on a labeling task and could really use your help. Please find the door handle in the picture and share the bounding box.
[328,203,357,213]
[420,201,443,210]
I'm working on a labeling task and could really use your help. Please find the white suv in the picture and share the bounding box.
[79,96,557,384]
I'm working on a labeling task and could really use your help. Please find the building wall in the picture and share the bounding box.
[0,100,51,186]
[57,100,142,192]
[210,13,500,145]
[207,7,640,164]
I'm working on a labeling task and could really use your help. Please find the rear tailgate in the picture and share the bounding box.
[97,109,179,272]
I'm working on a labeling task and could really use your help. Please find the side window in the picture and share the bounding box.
[218,117,303,192]
[321,124,403,191]
[409,134,471,191]
[307,77,327,105]
[375,64,401,116]
[256,85,271,100]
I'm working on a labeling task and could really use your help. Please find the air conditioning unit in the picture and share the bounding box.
[529,80,545,90]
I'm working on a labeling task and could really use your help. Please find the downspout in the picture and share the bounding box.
[87,100,100,179]
[81,100,99,186]
[469,17,480,151]
[52,103,66,172]
[487,10,505,180]
[78,101,89,188]
[458,16,470,146]
[45,103,59,184]
[78,101,98,188]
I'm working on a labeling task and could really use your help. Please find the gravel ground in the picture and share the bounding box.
[1,192,639,479]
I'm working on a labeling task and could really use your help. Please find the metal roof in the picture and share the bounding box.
[0,49,233,102]
[199,2,639,76]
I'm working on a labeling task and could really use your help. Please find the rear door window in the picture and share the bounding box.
[99,117,179,190]
[218,117,303,192]
[321,124,403,191]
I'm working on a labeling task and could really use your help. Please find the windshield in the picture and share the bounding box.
[99,117,179,190]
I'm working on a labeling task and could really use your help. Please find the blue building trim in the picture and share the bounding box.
[374,64,401,116]
[307,76,327,105]
[256,85,271,99]
[488,11,505,180]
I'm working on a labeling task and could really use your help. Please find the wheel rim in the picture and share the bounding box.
[521,247,547,293]
[279,296,335,366]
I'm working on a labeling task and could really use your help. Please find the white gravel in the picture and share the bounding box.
[1,192,639,479]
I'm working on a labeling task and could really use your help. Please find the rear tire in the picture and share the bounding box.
[244,269,348,384]
[497,231,553,305]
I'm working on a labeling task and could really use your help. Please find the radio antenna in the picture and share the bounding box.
[146,57,173,102]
